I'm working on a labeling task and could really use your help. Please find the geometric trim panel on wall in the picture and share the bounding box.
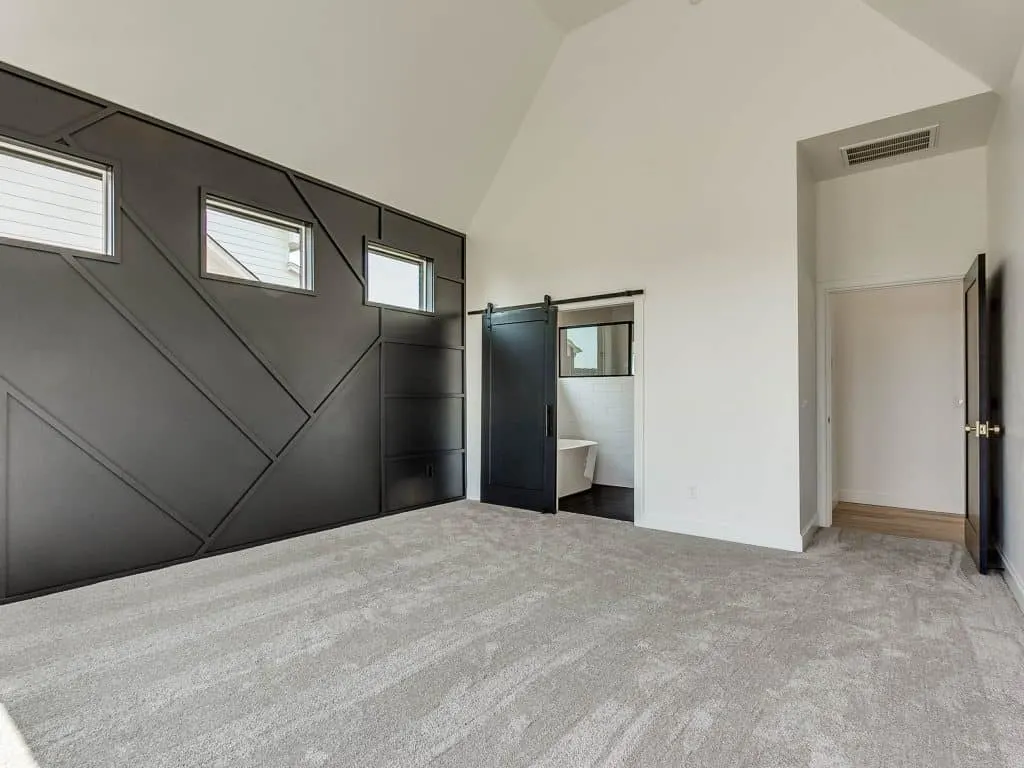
[0,63,467,603]
[208,348,382,552]
[0,242,270,536]
[82,215,308,455]
[72,113,384,413]
[0,67,103,138]
[5,394,202,597]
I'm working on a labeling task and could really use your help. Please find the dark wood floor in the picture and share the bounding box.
[559,484,634,522]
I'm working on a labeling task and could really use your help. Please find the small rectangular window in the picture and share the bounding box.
[365,243,434,313]
[559,322,633,377]
[0,136,114,258]
[202,195,314,292]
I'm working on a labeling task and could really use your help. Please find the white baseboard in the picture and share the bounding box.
[1000,548,1024,616]
[801,521,819,551]
[637,514,804,553]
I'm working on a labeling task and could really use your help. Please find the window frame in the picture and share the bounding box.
[558,321,634,378]
[0,131,119,263]
[363,240,436,316]
[199,188,316,296]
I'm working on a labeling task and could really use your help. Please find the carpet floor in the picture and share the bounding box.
[1,501,1022,767]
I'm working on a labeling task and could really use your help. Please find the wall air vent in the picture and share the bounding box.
[841,125,938,168]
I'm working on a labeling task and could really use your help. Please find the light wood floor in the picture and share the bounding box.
[831,502,965,544]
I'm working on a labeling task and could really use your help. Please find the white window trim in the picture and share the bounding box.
[201,193,315,294]
[0,135,116,261]
[365,242,435,314]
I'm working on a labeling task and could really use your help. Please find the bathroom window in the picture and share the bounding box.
[559,322,633,377]
[0,136,115,259]
[202,194,314,293]
[365,243,434,313]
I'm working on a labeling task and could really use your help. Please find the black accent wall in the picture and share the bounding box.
[0,63,466,602]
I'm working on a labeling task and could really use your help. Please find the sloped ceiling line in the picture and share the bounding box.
[863,0,1024,91]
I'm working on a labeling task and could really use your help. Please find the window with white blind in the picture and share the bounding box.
[0,137,114,258]
[365,244,434,313]
[202,195,314,293]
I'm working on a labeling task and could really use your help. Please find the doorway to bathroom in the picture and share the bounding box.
[556,302,636,522]
[475,289,644,524]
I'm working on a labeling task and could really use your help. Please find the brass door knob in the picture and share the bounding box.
[965,422,1003,438]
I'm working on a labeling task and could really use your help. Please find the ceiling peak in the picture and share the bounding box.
[533,0,637,33]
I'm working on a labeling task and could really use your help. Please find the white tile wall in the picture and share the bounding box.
[558,376,634,488]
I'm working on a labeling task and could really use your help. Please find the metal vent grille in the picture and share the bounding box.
[841,126,938,167]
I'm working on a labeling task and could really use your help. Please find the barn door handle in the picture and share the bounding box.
[545,405,554,437]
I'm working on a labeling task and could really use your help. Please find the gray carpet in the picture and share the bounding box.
[1,501,1022,768]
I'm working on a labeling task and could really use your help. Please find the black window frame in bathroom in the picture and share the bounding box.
[558,320,634,378]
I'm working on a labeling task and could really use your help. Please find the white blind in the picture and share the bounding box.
[0,141,109,255]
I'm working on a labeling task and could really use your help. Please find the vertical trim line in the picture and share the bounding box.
[0,387,8,599]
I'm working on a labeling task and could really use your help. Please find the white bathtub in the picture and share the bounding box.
[558,439,598,498]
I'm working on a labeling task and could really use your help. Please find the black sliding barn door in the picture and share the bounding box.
[481,305,558,513]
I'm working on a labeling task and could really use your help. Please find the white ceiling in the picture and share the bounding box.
[799,92,1000,181]
[0,0,562,231]
[0,0,1020,230]
[533,0,636,32]
[864,0,1024,91]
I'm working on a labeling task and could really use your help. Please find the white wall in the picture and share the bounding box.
[0,0,562,230]
[987,49,1024,608]
[467,0,987,551]
[559,378,634,487]
[832,283,964,514]
[797,152,818,538]
[817,147,989,287]
[815,145,988,527]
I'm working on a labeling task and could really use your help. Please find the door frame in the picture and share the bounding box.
[553,294,646,526]
[816,274,965,529]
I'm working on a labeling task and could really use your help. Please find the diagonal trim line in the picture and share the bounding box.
[310,332,386,413]
[287,172,366,288]
[0,376,209,545]
[59,131,312,426]
[59,253,275,460]
[46,105,120,143]
[198,336,382,554]
[120,203,313,419]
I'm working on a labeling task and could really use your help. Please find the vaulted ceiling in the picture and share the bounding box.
[0,0,1021,232]
[0,0,563,230]
[532,0,636,32]
[864,0,1024,91]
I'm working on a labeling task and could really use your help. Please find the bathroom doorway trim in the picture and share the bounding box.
[552,293,646,527]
